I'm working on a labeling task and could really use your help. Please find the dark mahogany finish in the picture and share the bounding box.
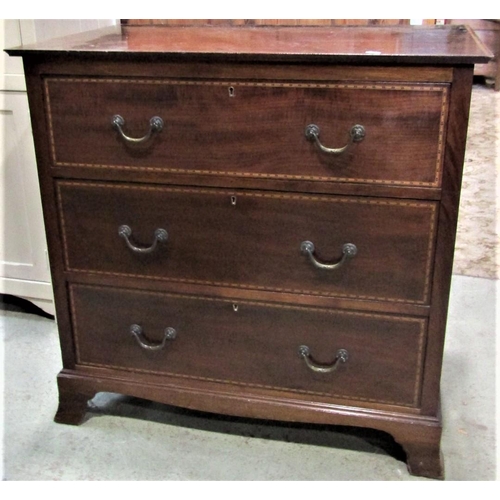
[70,284,427,408]
[7,24,491,480]
[46,77,447,187]
[9,24,491,64]
[57,181,437,304]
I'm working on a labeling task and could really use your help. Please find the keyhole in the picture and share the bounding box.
[231,196,237,206]
[228,86,235,97]
[232,304,239,312]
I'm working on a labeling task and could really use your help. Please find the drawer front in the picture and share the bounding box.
[57,181,437,305]
[70,284,427,408]
[45,77,448,187]
[58,182,436,304]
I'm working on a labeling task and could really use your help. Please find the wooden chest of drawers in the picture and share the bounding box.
[7,24,490,479]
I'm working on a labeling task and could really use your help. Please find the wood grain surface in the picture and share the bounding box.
[69,284,427,408]
[11,24,488,479]
[56,181,438,305]
[45,77,448,187]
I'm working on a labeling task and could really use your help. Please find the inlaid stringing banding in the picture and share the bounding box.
[44,77,449,188]
[56,181,437,305]
[69,283,427,407]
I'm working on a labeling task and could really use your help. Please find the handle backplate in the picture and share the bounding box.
[305,123,365,155]
[298,345,349,373]
[301,241,357,270]
[118,225,168,254]
[130,324,177,351]
[112,114,164,144]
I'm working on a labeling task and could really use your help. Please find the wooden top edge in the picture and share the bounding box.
[5,24,493,64]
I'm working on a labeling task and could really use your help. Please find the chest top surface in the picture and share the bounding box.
[6,24,492,64]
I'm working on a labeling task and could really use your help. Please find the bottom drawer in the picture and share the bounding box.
[69,284,427,408]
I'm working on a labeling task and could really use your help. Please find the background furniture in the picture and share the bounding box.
[0,20,117,316]
[121,19,432,26]
[0,20,53,314]
[446,19,500,90]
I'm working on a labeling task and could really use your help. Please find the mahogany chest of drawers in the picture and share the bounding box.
[7,24,490,479]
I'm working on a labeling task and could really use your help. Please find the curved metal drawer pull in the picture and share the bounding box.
[112,114,164,144]
[298,345,349,374]
[118,225,168,254]
[301,241,357,270]
[305,124,365,155]
[130,324,177,351]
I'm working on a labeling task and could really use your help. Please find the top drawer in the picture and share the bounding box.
[44,77,449,188]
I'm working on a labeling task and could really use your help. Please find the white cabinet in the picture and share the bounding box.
[1,19,117,316]
[0,89,54,314]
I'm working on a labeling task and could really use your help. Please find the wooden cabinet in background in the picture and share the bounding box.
[446,19,500,90]
[121,19,420,26]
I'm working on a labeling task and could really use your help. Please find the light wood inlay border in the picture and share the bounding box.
[56,180,438,305]
[69,283,427,408]
[44,78,449,188]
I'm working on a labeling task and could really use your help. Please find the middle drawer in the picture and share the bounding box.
[57,181,437,305]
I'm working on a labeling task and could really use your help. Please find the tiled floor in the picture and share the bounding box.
[1,274,497,480]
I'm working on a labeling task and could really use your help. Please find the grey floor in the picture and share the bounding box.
[1,274,497,481]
